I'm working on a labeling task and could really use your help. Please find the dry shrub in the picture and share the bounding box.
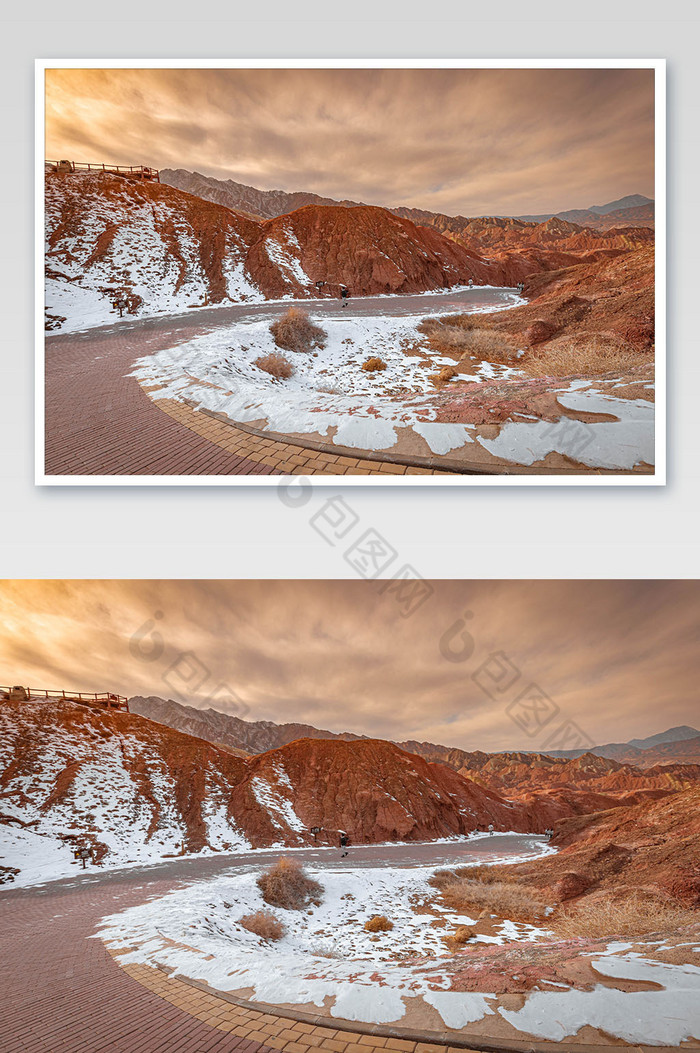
[456,329,520,361]
[435,365,459,384]
[524,332,650,378]
[364,914,394,932]
[270,308,327,353]
[254,352,294,380]
[362,357,387,372]
[430,865,522,888]
[239,909,286,942]
[554,892,700,939]
[440,880,548,922]
[443,924,476,951]
[417,314,479,338]
[257,857,322,911]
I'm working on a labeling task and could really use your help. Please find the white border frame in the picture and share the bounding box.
[35,58,666,487]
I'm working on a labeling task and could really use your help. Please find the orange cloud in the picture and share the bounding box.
[0,580,695,752]
[44,67,655,216]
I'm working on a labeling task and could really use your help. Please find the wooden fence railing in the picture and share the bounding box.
[45,160,160,182]
[0,686,129,710]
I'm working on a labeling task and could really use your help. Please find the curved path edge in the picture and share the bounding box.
[197,407,644,477]
[124,960,679,1053]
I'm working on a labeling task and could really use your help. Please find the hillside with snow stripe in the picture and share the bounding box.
[44,172,527,333]
[4,697,682,888]
[0,699,256,882]
[0,698,542,886]
[45,172,266,332]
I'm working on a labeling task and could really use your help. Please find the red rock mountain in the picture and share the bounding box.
[161,169,655,233]
[45,172,517,329]
[247,204,503,297]
[131,696,696,803]
[512,786,700,906]
[0,699,533,874]
[228,737,521,846]
[485,246,656,353]
[128,694,363,754]
[46,170,655,332]
[4,698,694,886]
[160,168,364,220]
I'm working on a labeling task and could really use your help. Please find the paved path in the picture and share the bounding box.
[43,289,516,478]
[0,837,537,1053]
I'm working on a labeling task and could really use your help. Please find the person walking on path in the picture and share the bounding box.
[340,284,350,308]
[339,830,350,857]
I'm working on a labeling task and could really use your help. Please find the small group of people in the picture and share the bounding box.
[544,827,555,840]
[516,281,525,294]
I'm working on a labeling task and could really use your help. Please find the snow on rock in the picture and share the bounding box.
[130,312,497,455]
[0,702,556,888]
[0,698,252,885]
[498,953,700,1045]
[45,172,265,332]
[45,175,515,333]
[250,764,307,838]
[97,864,700,1043]
[479,387,655,470]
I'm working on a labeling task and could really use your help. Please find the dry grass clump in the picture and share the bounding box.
[418,315,519,362]
[430,866,548,923]
[456,329,520,362]
[270,308,327,353]
[364,914,394,932]
[524,332,650,377]
[418,314,479,337]
[254,352,294,380]
[554,892,699,939]
[362,357,387,372]
[257,857,322,911]
[430,865,522,888]
[239,909,286,942]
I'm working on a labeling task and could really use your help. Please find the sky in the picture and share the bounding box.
[1,580,696,752]
[44,67,655,217]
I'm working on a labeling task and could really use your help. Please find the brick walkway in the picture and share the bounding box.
[44,322,281,477]
[0,869,488,1053]
[44,317,453,479]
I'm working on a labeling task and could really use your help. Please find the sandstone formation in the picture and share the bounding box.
[46,170,655,333]
[45,172,517,329]
[512,787,700,906]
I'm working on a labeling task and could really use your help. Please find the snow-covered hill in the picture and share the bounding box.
[0,698,525,887]
[0,698,253,885]
[44,172,519,333]
[45,172,265,332]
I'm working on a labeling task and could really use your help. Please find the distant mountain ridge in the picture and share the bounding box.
[516,196,654,230]
[159,169,655,232]
[160,169,365,220]
[129,696,699,774]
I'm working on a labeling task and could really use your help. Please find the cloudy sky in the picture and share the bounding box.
[44,67,655,216]
[1,580,695,751]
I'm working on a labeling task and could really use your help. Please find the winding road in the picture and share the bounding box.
[43,288,519,478]
[0,835,540,1053]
